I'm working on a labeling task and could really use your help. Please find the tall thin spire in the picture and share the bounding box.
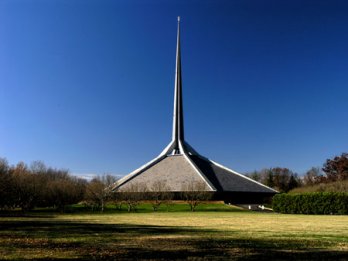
[172,16,184,154]
[112,16,278,200]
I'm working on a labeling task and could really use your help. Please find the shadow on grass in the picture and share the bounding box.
[0,220,209,236]
[0,220,347,260]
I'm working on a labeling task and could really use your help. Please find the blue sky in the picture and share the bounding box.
[1,0,347,177]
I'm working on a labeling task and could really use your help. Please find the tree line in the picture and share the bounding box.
[0,159,86,211]
[0,158,211,212]
[0,158,127,212]
[246,153,348,192]
[1,153,346,211]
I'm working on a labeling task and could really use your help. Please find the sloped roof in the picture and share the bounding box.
[115,155,212,192]
[189,155,276,193]
[113,151,276,194]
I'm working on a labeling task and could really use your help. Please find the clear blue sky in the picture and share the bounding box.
[1,0,347,178]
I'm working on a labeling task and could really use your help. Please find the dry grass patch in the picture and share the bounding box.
[0,210,348,260]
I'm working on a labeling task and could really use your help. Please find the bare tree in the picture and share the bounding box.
[85,174,117,212]
[10,162,43,211]
[0,158,13,210]
[30,161,47,175]
[46,175,86,212]
[181,180,212,212]
[246,171,261,182]
[119,182,148,212]
[85,179,105,211]
[271,167,301,192]
[253,167,301,192]
[111,191,124,210]
[1,159,85,212]
[163,198,175,212]
[259,169,275,188]
[303,167,324,185]
[150,180,173,211]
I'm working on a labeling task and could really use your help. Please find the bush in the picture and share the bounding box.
[272,192,348,215]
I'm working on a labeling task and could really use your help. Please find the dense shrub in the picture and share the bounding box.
[272,192,348,215]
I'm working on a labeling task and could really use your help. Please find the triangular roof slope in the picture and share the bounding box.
[114,154,214,192]
[189,154,276,193]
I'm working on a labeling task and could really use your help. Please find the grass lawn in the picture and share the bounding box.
[0,203,348,260]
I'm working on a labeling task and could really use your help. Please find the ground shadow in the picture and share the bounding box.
[0,220,347,260]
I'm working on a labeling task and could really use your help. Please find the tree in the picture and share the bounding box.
[0,158,13,210]
[0,159,86,212]
[119,182,148,212]
[260,169,275,188]
[33,167,85,211]
[149,180,174,211]
[271,167,298,192]
[248,171,261,182]
[85,179,105,211]
[85,174,117,212]
[303,167,324,185]
[322,153,348,182]
[30,160,47,175]
[250,167,301,192]
[287,174,300,191]
[48,177,86,212]
[181,180,212,211]
[10,162,42,211]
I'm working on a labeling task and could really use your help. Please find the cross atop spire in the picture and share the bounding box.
[171,16,185,154]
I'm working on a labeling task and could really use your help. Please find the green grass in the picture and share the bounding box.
[0,203,348,260]
[32,201,244,214]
